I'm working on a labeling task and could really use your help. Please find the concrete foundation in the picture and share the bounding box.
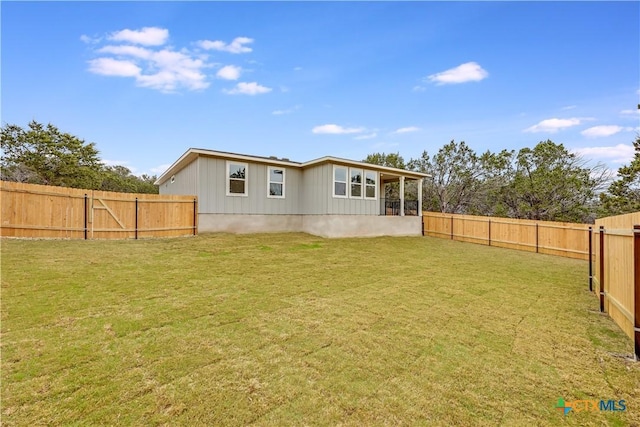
[199,214,303,234]
[198,214,422,237]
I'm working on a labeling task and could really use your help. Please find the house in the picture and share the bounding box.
[155,148,430,238]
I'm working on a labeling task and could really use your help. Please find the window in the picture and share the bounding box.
[365,171,377,199]
[333,166,348,197]
[350,168,363,198]
[227,161,248,196]
[268,167,285,198]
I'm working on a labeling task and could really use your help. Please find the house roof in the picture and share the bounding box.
[154,148,430,185]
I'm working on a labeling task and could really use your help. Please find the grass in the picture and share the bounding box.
[1,233,638,426]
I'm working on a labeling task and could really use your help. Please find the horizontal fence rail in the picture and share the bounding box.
[422,212,590,260]
[591,211,640,359]
[1,181,198,240]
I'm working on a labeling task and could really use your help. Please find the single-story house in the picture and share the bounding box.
[155,148,430,237]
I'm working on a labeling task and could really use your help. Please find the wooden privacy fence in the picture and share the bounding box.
[422,212,590,260]
[1,181,197,239]
[591,212,640,359]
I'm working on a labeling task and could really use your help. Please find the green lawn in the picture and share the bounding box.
[1,233,638,426]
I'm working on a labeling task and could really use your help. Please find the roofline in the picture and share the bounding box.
[155,149,430,185]
[155,148,302,185]
[302,156,430,178]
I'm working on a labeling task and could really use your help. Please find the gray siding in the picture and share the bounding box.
[301,164,330,214]
[326,164,379,215]
[198,157,301,214]
[159,159,198,196]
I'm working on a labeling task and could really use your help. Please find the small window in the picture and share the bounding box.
[170,175,175,184]
[333,166,348,198]
[365,171,377,199]
[268,167,285,198]
[350,168,362,198]
[227,161,248,196]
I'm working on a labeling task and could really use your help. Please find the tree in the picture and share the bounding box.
[599,135,640,215]
[1,121,102,189]
[468,149,515,217]
[1,121,159,194]
[408,140,484,213]
[505,140,609,222]
[100,165,159,194]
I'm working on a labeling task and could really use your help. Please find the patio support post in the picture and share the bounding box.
[400,176,405,217]
[417,178,423,217]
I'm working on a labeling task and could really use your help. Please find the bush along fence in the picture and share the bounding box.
[0,181,197,239]
[422,212,589,260]
[591,211,640,360]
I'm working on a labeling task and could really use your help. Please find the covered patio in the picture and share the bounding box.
[378,172,424,217]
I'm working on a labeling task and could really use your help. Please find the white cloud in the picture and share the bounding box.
[354,132,377,140]
[272,105,301,115]
[86,29,212,92]
[523,117,583,133]
[412,85,427,92]
[223,82,271,95]
[572,144,635,164]
[561,105,577,110]
[216,65,242,80]
[197,37,253,54]
[312,124,365,135]
[109,27,169,46]
[581,125,625,138]
[88,58,141,77]
[427,62,488,85]
[620,109,640,116]
[394,126,420,134]
[98,44,153,59]
[294,66,303,71]
[80,34,101,44]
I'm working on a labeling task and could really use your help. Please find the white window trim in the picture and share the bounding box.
[349,168,363,199]
[226,160,248,197]
[332,165,348,198]
[267,166,286,198]
[364,170,378,200]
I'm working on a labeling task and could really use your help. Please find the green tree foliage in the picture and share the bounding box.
[367,139,609,222]
[1,121,158,194]
[363,152,405,169]
[101,165,159,194]
[408,140,487,213]
[599,135,640,215]
[1,121,102,188]
[505,140,608,222]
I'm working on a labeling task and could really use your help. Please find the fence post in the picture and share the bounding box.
[633,225,640,360]
[588,227,593,292]
[84,194,88,240]
[488,219,491,246]
[599,226,605,312]
[193,198,197,236]
[135,198,138,240]
[535,223,539,253]
[450,216,454,240]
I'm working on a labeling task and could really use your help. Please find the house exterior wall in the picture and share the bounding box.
[300,163,330,215]
[197,157,301,215]
[325,164,379,215]
[159,158,198,196]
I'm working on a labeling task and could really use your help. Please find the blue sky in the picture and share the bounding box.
[2,1,639,176]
